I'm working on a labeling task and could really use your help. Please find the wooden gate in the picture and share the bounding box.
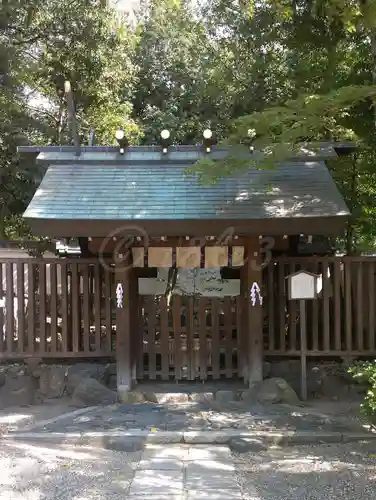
[137,295,243,380]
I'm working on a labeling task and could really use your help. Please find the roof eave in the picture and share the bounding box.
[25,215,350,239]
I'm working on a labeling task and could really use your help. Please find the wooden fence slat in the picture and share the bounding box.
[5,263,14,353]
[82,266,90,354]
[137,298,145,378]
[104,269,112,352]
[369,262,375,351]
[278,263,286,352]
[60,263,69,353]
[0,263,4,352]
[322,259,330,352]
[50,264,58,353]
[345,261,352,354]
[160,296,169,380]
[236,296,242,377]
[199,297,207,380]
[39,263,46,353]
[311,261,319,350]
[334,260,341,351]
[267,264,274,351]
[27,263,35,354]
[288,263,297,351]
[356,262,363,351]
[71,263,80,353]
[211,298,220,379]
[94,265,102,352]
[186,297,195,380]
[224,298,233,378]
[16,263,25,353]
[147,297,157,379]
[172,296,181,379]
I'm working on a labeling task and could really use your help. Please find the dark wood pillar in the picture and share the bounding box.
[115,251,136,400]
[241,236,263,386]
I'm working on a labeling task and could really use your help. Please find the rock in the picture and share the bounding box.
[71,377,118,407]
[229,437,267,453]
[215,390,237,402]
[0,367,7,388]
[143,392,159,403]
[107,374,117,390]
[270,360,301,379]
[119,391,145,403]
[241,383,261,403]
[39,365,67,399]
[24,358,43,377]
[66,363,107,395]
[103,437,144,452]
[0,372,38,408]
[105,363,117,376]
[189,392,214,403]
[257,377,300,405]
[321,374,350,398]
[263,361,271,379]
[143,392,188,403]
[155,393,189,403]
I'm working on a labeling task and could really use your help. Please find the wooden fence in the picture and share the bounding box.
[137,296,242,380]
[264,257,376,357]
[0,259,116,358]
[1,256,376,366]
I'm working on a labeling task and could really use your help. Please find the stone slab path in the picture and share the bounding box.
[15,400,367,436]
[129,444,241,499]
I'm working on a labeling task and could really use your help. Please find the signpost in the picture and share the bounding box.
[286,270,321,400]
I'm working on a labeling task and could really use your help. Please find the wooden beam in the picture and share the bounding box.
[64,81,81,157]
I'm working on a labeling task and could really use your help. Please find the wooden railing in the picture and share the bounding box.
[0,258,116,359]
[264,257,376,357]
[1,256,376,364]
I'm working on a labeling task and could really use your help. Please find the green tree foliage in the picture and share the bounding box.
[2,0,376,251]
[0,0,139,238]
[349,361,376,426]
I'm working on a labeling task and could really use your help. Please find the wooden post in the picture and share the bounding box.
[241,237,263,386]
[115,251,135,400]
[64,81,81,157]
[300,299,307,400]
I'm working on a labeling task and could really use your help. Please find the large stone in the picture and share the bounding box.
[241,382,261,403]
[189,392,214,403]
[0,367,7,388]
[215,390,238,402]
[71,377,118,407]
[24,358,43,377]
[0,371,38,408]
[104,362,117,376]
[38,365,67,399]
[229,437,267,453]
[103,436,145,452]
[256,377,300,405]
[119,391,145,403]
[66,363,107,395]
[320,374,351,398]
[263,361,271,379]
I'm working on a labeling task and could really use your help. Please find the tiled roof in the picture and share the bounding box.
[24,157,350,221]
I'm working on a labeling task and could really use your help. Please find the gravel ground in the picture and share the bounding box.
[0,440,140,500]
[233,441,376,500]
[1,438,376,499]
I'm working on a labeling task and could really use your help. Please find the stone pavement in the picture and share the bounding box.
[11,399,368,436]
[129,443,241,499]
